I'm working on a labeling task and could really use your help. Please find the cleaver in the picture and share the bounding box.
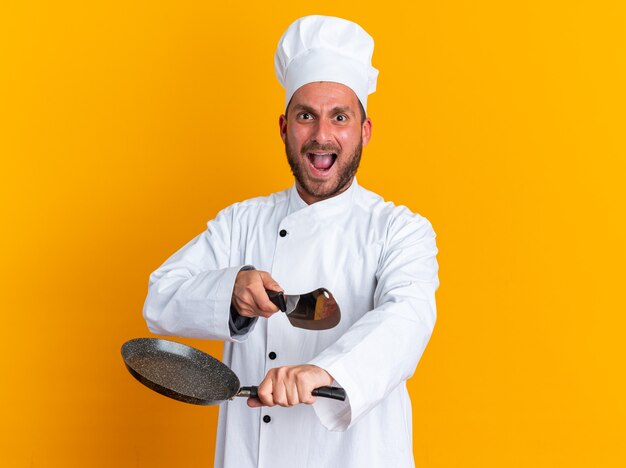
[266,288,341,330]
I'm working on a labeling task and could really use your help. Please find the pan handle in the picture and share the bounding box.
[312,387,346,401]
[240,386,346,401]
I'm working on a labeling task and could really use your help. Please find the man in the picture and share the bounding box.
[143,15,439,468]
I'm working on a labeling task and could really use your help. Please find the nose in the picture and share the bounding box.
[312,118,333,144]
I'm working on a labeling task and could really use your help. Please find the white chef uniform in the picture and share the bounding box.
[143,179,439,468]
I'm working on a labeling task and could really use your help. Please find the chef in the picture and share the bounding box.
[143,15,439,468]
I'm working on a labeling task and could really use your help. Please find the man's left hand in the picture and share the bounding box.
[247,365,333,408]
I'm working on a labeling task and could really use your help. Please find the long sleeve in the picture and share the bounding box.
[142,206,258,342]
[309,213,439,431]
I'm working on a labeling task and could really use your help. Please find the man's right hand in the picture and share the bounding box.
[231,270,283,318]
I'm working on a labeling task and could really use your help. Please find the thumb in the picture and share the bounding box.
[259,271,282,292]
[247,397,264,408]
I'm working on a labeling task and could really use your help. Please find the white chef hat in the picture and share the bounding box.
[274,15,379,112]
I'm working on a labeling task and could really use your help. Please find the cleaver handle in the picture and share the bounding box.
[266,290,287,312]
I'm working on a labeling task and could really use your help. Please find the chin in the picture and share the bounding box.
[303,179,347,200]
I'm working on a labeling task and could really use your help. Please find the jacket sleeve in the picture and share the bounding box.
[308,212,439,431]
[142,205,258,342]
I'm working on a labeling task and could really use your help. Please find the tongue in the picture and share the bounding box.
[311,154,334,170]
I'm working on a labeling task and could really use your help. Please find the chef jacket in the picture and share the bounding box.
[143,179,439,468]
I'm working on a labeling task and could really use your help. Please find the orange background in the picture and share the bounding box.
[2,1,625,466]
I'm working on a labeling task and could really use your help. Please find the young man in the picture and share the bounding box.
[143,15,439,468]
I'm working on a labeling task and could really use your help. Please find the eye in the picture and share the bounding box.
[335,114,348,122]
[298,112,313,120]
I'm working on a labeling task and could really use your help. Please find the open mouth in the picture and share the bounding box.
[306,152,337,172]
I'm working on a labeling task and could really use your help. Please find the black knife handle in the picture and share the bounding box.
[266,290,287,312]
[241,386,345,401]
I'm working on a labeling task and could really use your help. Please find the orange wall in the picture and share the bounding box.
[2,1,625,467]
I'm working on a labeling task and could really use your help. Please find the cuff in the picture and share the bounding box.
[228,265,258,338]
[308,358,355,432]
[229,305,257,336]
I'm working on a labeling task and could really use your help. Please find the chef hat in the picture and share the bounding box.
[274,15,379,112]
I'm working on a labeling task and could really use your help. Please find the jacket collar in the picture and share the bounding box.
[287,178,358,220]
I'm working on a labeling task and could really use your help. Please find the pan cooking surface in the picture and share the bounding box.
[123,338,240,404]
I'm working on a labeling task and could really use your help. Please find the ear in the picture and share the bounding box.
[279,114,287,144]
[361,117,372,147]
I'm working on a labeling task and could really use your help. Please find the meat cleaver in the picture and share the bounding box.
[266,288,340,330]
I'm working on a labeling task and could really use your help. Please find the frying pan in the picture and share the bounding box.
[121,338,346,405]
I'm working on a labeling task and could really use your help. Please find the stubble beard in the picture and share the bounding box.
[285,136,363,202]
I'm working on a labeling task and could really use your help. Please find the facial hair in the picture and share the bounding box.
[285,136,363,202]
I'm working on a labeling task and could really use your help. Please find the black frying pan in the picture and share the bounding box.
[121,338,346,405]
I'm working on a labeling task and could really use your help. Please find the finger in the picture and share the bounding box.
[285,375,301,406]
[297,387,316,405]
[247,397,263,408]
[299,366,332,404]
[257,376,275,407]
[295,373,316,405]
[250,284,280,316]
[232,294,260,318]
[259,271,283,292]
[272,373,289,407]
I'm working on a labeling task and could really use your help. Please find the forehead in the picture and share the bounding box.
[288,82,361,113]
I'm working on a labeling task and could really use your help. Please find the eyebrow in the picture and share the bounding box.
[291,104,356,116]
